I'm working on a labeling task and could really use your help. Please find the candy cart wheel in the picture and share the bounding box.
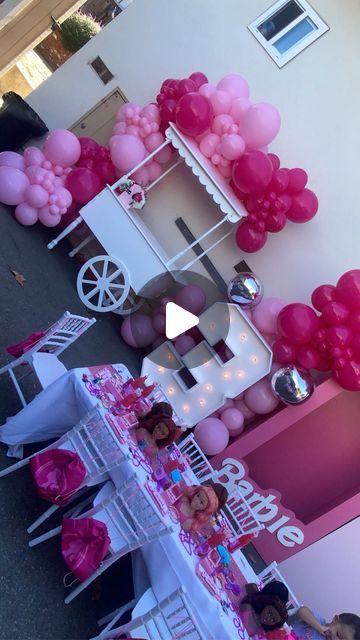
[77,255,131,313]
[108,291,145,316]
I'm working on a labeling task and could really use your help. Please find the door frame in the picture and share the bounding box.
[69,86,128,133]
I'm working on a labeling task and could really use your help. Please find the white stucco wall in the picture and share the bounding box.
[27,0,360,303]
[279,517,360,620]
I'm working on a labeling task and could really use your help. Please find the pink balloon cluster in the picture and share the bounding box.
[156,72,209,128]
[65,137,115,206]
[120,284,207,349]
[109,102,171,186]
[0,129,80,226]
[273,270,360,391]
[233,152,319,252]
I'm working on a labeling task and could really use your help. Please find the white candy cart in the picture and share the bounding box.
[48,124,246,314]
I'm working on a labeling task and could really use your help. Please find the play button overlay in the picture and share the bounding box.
[165,302,199,340]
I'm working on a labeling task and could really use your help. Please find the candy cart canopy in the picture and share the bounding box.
[166,124,247,224]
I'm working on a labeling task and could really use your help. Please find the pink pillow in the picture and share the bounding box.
[29,449,86,506]
[61,517,110,582]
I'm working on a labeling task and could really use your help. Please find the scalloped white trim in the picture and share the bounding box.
[166,124,247,224]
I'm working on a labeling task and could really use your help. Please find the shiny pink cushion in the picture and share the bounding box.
[29,449,86,506]
[61,517,110,582]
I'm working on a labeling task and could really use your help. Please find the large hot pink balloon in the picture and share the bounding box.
[311,284,336,312]
[43,130,81,167]
[110,135,147,174]
[232,151,273,195]
[239,103,281,149]
[189,72,208,89]
[336,270,360,311]
[175,284,206,314]
[0,166,30,205]
[277,303,319,344]
[286,189,318,223]
[78,137,100,160]
[0,151,25,171]
[175,93,213,137]
[194,417,229,456]
[120,314,157,348]
[252,297,286,334]
[14,203,38,225]
[333,359,360,391]
[235,221,267,253]
[217,74,250,99]
[66,168,102,205]
[244,379,279,414]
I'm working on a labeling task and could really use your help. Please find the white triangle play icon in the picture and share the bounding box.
[165,302,199,340]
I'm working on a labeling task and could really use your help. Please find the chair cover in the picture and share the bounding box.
[6,331,46,358]
[29,449,86,506]
[61,517,111,582]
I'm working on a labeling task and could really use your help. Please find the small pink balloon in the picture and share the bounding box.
[234,399,255,420]
[234,392,243,401]
[120,314,158,348]
[49,204,60,215]
[199,133,220,158]
[217,74,250,99]
[212,114,234,136]
[152,313,166,334]
[220,134,245,161]
[140,103,161,124]
[194,418,229,456]
[152,336,166,349]
[220,408,244,434]
[252,297,287,334]
[220,398,234,411]
[0,151,25,171]
[144,132,165,153]
[230,98,252,124]
[113,122,127,135]
[209,90,232,115]
[174,334,196,355]
[24,184,49,208]
[26,165,47,184]
[147,160,162,182]
[155,144,172,164]
[175,284,206,315]
[0,166,30,205]
[244,379,279,414]
[126,124,140,137]
[53,186,72,208]
[217,163,232,178]
[132,166,150,185]
[23,147,45,167]
[38,206,61,227]
[198,83,217,99]
[14,202,38,225]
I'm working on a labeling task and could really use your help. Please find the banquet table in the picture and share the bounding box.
[0,363,259,639]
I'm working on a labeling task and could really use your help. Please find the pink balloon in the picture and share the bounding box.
[147,160,162,182]
[152,313,166,334]
[14,203,38,225]
[194,418,229,456]
[220,408,244,434]
[220,398,234,411]
[175,284,206,314]
[25,165,47,184]
[267,362,282,380]
[152,336,166,349]
[212,114,234,136]
[217,74,250,99]
[234,399,255,420]
[113,122,127,135]
[230,98,252,124]
[0,166,30,205]
[198,83,217,99]
[199,133,220,158]
[144,132,164,153]
[174,334,196,355]
[53,186,72,208]
[0,151,25,171]
[244,379,279,414]
[126,124,140,137]
[252,297,286,334]
[155,144,172,164]
[239,103,281,149]
[209,90,232,116]
[38,206,61,227]
[220,134,245,161]
[140,104,161,124]
[110,135,147,174]
[23,147,45,167]
[218,163,232,178]
[132,166,150,185]
[43,130,81,167]
[120,314,157,348]
[24,184,49,208]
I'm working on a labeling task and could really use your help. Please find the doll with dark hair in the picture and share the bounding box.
[241,592,289,632]
[135,403,180,457]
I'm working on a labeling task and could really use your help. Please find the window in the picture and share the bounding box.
[89,57,114,84]
[248,0,329,67]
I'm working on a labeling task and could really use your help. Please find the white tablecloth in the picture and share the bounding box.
[0,363,257,639]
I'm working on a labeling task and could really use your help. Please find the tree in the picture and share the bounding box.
[60,12,101,54]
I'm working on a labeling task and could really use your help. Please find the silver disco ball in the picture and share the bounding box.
[271,365,315,406]
[227,272,264,308]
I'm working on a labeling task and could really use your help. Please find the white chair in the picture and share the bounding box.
[93,586,207,640]
[27,476,173,604]
[177,434,216,482]
[257,561,300,613]
[0,406,128,533]
[220,487,264,537]
[0,311,96,407]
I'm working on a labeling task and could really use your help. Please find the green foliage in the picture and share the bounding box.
[60,12,101,54]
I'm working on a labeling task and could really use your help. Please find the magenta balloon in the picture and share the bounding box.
[176,78,197,98]
[277,303,319,344]
[175,284,206,314]
[0,166,30,205]
[235,221,268,253]
[286,189,318,223]
[272,338,298,363]
[321,301,350,326]
[287,168,308,193]
[194,417,229,456]
[220,408,244,432]
[44,130,81,167]
[244,379,279,414]
[78,137,100,160]
[0,151,25,171]
[120,314,157,348]
[217,74,250,99]
[333,360,360,391]
[232,151,273,195]
[220,134,245,161]
[174,334,196,355]
[252,297,286,334]
[152,313,166,334]
[24,184,49,208]
[110,135,147,174]
[239,102,281,149]
[189,72,208,89]
[311,284,336,312]
[14,203,38,225]
[233,399,255,420]
[175,93,213,137]
[66,168,102,205]
[336,270,360,311]
[159,99,177,126]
